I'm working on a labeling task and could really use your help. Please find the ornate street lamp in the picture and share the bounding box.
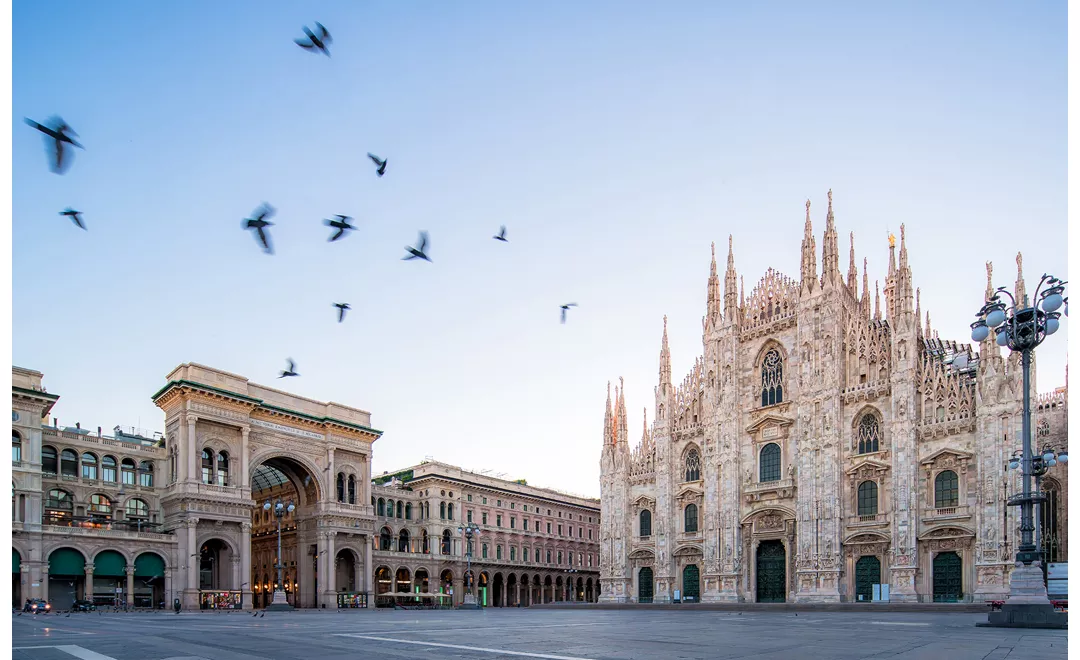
[972,275,1068,629]
[263,498,295,611]
[457,523,481,609]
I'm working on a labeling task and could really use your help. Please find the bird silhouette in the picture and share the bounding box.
[260,611,265,618]
[243,203,275,254]
[252,611,258,617]
[333,302,351,323]
[25,116,84,174]
[279,359,298,378]
[493,225,508,242]
[59,208,86,230]
[560,303,578,324]
[325,215,355,242]
[295,22,332,56]
[367,153,387,177]
[402,231,431,262]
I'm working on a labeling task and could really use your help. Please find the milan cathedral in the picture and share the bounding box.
[598,192,1069,604]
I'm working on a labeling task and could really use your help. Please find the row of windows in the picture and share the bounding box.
[44,488,150,519]
[637,470,964,536]
[335,473,358,505]
[200,449,229,486]
[376,527,593,566]
[38,444,154,487]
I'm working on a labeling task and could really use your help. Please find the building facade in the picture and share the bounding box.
[599,192,1069,604]
[369,461,601,607]
[13,363,600,610]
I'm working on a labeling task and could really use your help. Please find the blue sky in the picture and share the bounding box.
[12,1,1067,498]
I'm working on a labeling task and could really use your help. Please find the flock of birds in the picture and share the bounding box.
[22,21,579,382]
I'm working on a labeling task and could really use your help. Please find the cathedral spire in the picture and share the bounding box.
[925,310,931,339]
[641,407,649,444]
[724,235,738,319]
[800,200,817,294]
[915,287,922,338]
[616,376,628,446]
[1014,252,1027,306]
[861,257,871,318]
[739,275,745,310]
[659,316,672,388]
[847,231,858,292]
[820,189,840,287]
[603,381,614,446]
[874,280,881,320]
[707,241,721,323]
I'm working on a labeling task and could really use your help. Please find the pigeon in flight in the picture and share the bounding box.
[333,302,351,323]
[25,116,84,174]
[59,208,86,230]
[325,215,355,242]
[493,225,508,242]
[560,303,578,324]
[295,22,332,56]
[367,153,387,177]
[402,231,432,262]
[243,203,275,254]
[279,359,298,378]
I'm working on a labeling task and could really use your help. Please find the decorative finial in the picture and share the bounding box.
[1016,251,1023,275]
[986,260,993,283]
[888,232,896,248]
[900,224,906,242]
[728,234,733,251]
[828,188,833,207]
[711,241,715,258]
[663,315,668,332]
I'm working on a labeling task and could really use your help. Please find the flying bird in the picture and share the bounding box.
[333,302,351,323]
[295,22,332,56]
[279,359,298,378]
[243,203,275,254]
[59,208,86,230]
[493,225,508,242]
[367,153,387,177]
[402,231,431,262]
[325,215,355,242]
[25,116,84,174]
[560,303,578,324]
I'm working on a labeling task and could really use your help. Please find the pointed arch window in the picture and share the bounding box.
[422,529,430,554]
[761,349,783,407]
[386,499,394,518]
[759,443,781,482]
[684,503,699,533]
[348,475,356,504]
[857,415,880,454]
[398,529,410,553]
[404,502,411,519]
[440,502,446,519]
[397,501,404,519]
[201,449,213,484]
[934,470,959,508]
[857,481,878,516]
[447,503,454,521]
[684,448,701,482]
[639,509,652,537]
[377,498,385,516]
[441,529,452,555]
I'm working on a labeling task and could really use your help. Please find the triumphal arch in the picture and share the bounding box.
[153,363,381,609]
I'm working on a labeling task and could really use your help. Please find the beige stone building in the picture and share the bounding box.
[370,461,600,607]
[13,362,600,610]
[598,192,1069,604]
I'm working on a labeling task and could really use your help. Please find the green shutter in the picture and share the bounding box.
[48,548,86,576]
[13,548,21,574]
[93,550,126,577]
[134,553,165,578]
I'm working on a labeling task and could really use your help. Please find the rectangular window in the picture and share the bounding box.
[497,545,503,560]
[467,510,473,523]
[497,515,503,527]
[510,547,516,561]
[122,470,135,485]
[535,548,540,562]
[558,524,563,536]
[84,464,97,480]
[497,499,502,507]
[578,527,583,538]
[547,522,552,534]
[483,497,487,504]
[482,544,488,559]
[535,521,540,532]
[510,517,516,529]
[523,518,529,529]
[546,550,551,563]
[588,529,592,540]
[510,502,515,510]
[482,512,488,525]
[558,551,563,564]
[102,466,117,483]
[467,494,473,502]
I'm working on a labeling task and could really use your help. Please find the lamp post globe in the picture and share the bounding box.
[974,274,1068,630]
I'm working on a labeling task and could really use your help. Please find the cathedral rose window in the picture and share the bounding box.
[761,349,784,407]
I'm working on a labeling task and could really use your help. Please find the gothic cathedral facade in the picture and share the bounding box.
[599,192,1069,604]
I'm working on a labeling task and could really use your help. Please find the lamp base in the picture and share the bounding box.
[457,593,481,610]
[264,590,294,612]
[976,563,1067,629]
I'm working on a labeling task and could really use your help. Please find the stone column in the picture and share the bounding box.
[184,518,200,609]
[37,568,49,601]
[364,537,373,597]
[327,447,335,489]
[239,427,250,491]
[240,522,253,610]
[322,531,337,608]
[186,415,198,485]
[126,566,135,608]
[453,577,464,606]
[163,569,172,610]
[83,566,94,603]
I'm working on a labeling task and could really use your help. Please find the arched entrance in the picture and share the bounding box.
[335,550,356,593]
[93,550,127,608]
[478,572,490,607]
[756,540,786,603]
[395,567,411,592]
[12,548,22,608]
[506,573,518,606]
[493,572,504,607]
[47,547,85,610]
[638,567,654,603]
[854,556,881,602]
[682,564,700,602]
[249,456,320,609]
[134,552,166,608]
[439,570,453,597]
[414,568,430,594]
[932,552,962,602]
[543,575,552,603]
[532,575,541,605]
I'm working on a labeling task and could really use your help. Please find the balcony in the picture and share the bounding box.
[921,505,971,523]
[37,520,172,541]
[743,477,795,503]
[847,513,887,528]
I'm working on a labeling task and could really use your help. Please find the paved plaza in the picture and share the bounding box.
[11,608,1068,660]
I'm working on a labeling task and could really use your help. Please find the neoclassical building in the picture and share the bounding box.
[13,362,600,610]
[369,461,601,606]
[599,192,1069,604]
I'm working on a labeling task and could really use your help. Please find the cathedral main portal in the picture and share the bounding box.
[755,540,786,603]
